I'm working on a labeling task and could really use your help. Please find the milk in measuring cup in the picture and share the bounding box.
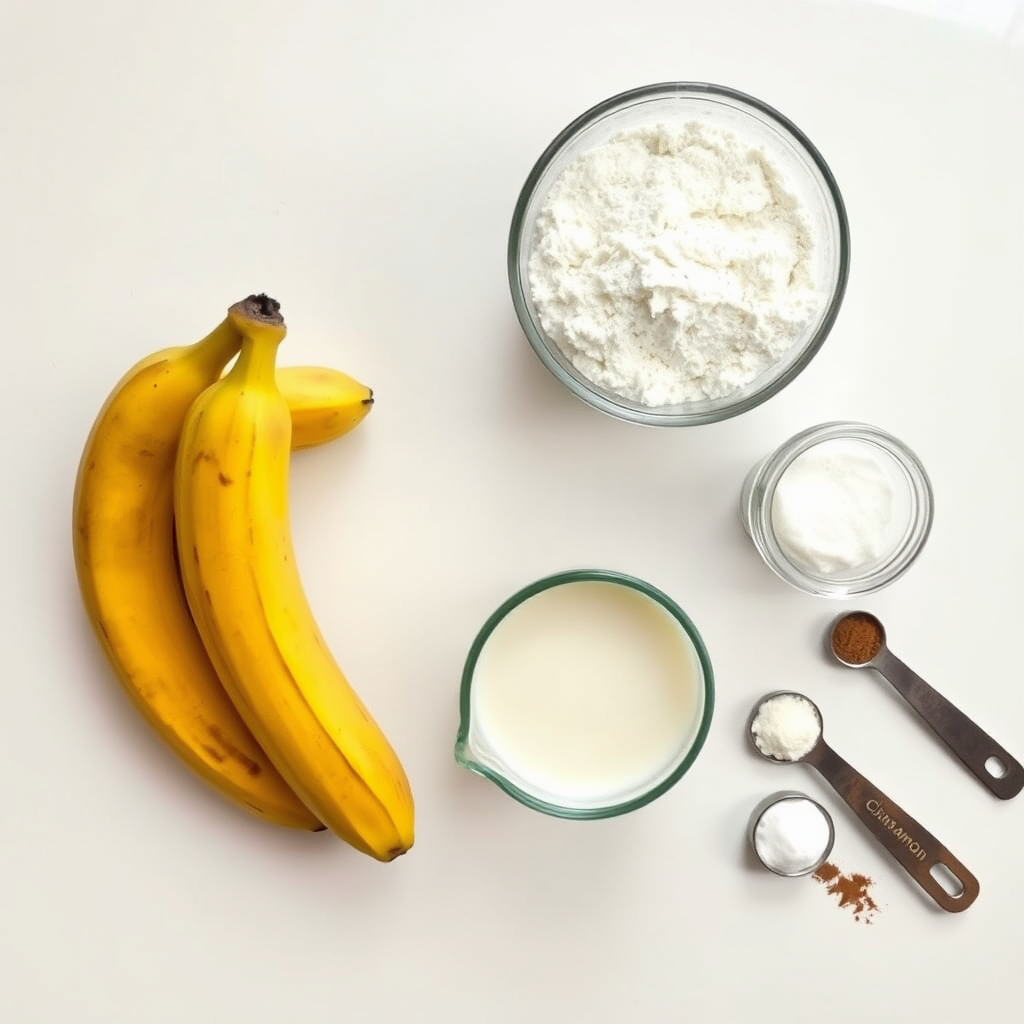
[467,580,704,808]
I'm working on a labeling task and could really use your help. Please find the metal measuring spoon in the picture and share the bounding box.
[828,611,1024,800]
[748,691,980,913]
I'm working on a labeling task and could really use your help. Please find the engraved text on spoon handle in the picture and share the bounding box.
[807,741,979,912]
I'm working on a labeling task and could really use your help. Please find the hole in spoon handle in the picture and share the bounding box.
[877,651,1024,799]
[809,743,980,913]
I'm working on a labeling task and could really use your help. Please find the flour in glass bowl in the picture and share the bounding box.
[527,120,825,406]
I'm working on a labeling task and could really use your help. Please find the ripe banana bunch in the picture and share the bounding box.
[74,295,413,860]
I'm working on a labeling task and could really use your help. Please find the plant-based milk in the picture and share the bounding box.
[469,581,704,807]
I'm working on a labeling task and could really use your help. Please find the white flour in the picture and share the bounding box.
[528,121,823,406]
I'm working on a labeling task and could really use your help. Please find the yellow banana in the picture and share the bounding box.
[275,366,373,449]
[73,301,374,830]
[174,295,414,861]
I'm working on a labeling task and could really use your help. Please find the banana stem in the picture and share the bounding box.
[231,293,285,328]
[189,319,245,376]
[232,338,282,385]
[227,294,288,387]
[187,296,284,379]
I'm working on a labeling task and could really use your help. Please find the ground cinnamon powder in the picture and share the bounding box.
[831,612,883,665]
[813,862,880,923]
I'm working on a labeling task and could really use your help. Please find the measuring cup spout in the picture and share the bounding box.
[454,708,490,776]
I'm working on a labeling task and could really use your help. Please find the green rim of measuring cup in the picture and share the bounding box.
[454,569,716,820]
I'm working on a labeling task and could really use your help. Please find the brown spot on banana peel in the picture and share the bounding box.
[217,472,233,486]
[201,744,226,763]
[207,724,262,776]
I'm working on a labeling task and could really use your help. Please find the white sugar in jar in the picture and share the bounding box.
[740,421,934,597]
[749,791,835,877]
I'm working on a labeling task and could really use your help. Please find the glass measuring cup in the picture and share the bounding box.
[748,691,980,912]
[454,570,715,819]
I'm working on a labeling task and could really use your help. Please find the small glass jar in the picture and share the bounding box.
[739,421,934,598]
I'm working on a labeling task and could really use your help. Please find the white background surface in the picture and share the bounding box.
[1,1,1022,1021]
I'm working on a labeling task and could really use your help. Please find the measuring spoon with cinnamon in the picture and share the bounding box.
[828,611,1023,799]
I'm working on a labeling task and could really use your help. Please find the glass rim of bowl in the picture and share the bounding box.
[508,81,852,427]
[742,421,935,598]
[454,568,716,820]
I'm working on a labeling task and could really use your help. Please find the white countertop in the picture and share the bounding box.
[1,1,1022,1021]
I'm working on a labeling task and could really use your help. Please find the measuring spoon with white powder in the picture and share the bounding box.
[828,612,1024,799]
[748,691,979,912]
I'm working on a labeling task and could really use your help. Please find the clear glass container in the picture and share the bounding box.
[508,81,850,427]
[454,569,715,819]
[740,421,934,597]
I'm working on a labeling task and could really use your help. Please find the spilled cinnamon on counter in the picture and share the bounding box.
[813,862,880,924]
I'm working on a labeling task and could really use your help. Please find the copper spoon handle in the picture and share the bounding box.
[874,649,1024,800]
[806,741,979,913]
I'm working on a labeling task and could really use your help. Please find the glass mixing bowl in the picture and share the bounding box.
[508,82,850,426]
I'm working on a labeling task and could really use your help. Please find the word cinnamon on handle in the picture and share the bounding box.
[806,741,979,913]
